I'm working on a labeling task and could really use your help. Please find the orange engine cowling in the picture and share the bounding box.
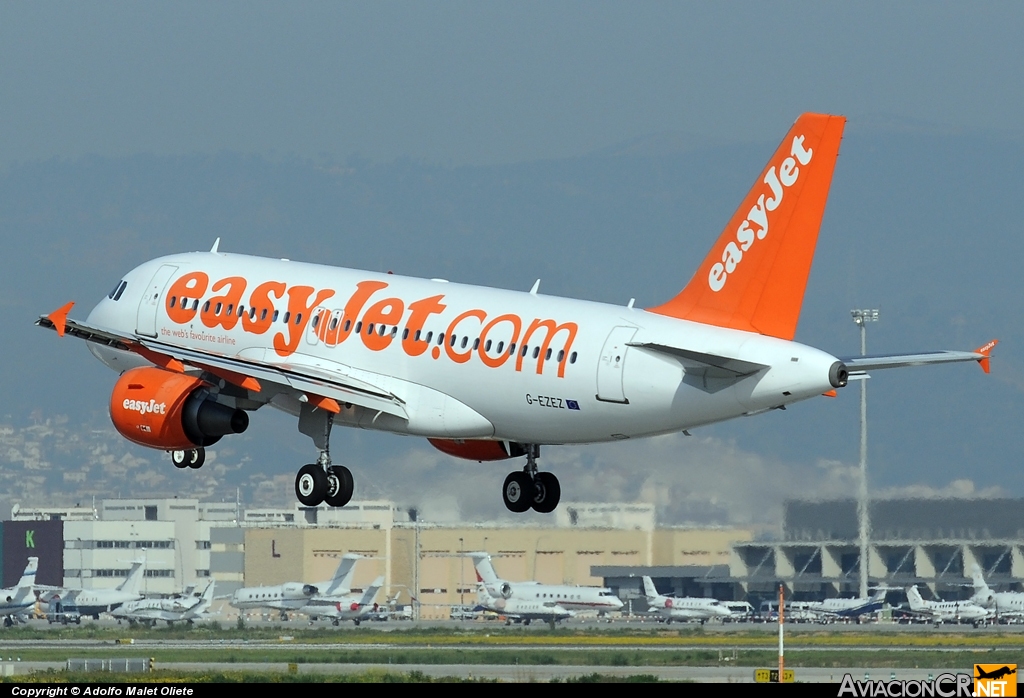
[428,438,527,462]
[110,366,249,450]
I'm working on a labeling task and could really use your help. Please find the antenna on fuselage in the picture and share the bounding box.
[210,237,221,254]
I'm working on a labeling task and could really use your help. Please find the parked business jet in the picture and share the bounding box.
[474,580,572,628]
[640,576,730,624]
[300,576,384,626]
[905,586,990,626]
[113,580,216,627]
[970,565,1024,620]
[37,113,995,513]
[65,560,146,619]
[469,552,623,615]
[230,553,364,618]
[810,587,888,622]
[0,558,38,627]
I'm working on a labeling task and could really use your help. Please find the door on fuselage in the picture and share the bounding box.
[135,264,178,338]
[596,326,637,403]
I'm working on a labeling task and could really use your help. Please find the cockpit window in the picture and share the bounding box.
[109,280,127,301]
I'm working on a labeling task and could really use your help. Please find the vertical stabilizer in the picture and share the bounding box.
[906,586,926,612]
[641,576,659,599]
[360,576,384,606]
[468,552,500,586]
[324,554,361,596]
[119,561,146,597]
[648,113,846,340]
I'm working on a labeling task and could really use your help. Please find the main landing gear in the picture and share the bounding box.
[170,448,205,469]
[294,405,354,508]
[502,445,560,514]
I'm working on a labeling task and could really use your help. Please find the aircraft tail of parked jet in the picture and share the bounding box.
[322,554,362,597]
[648,113,845,341]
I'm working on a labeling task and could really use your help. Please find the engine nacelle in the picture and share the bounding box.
[110,367,249,450]
[428,438,527,462]
[499,582,512,599]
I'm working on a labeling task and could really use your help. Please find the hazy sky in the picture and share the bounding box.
[3,2,1023,166]
[3,3,1024,521]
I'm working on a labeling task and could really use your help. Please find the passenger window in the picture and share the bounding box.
[509,343,516,355]
[497,341,504,353]
[203,301,211,313]
[557,349,564,362]
[330,317,338,330]
[380,324,387,336]
[545,348,552,360]
[226,304,233,316]
[192,299,199,311]
[461,337,468,349]
[450,334,457,347]
[425,331,433,343]
[521,345,529,357]
[366,323,374,335]
[532,347,540,359]
[570,351,577,364]
[390,327,398,337]
[283,312,291,324]
[295,313,302,325]
[272,310,279,322]
[437,333,444,345]
[485,339,492,352]
[355,321,362,333]
[403,328,409,340]
[169,296,177,309]
[312,315,321,329]
[345,320,352,332]
[473,338,480,350]
[215,303,223,315]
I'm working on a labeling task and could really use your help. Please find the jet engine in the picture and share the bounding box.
[110,366,249,450]
[499,582,512,599]
[428,439,527,461]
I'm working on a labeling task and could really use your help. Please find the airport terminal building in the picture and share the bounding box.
[7,497,1023,615]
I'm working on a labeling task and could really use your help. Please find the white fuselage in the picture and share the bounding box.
[230,582,319,612]
[647,595,732,622]
[85,252,842,446]
[494,582,624,614]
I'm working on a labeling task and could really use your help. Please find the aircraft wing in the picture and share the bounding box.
[36,309,409,420]
[840,341,997,376]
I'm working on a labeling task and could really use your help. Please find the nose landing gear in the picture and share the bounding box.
[170,448,205,469]
[501,445,560,513]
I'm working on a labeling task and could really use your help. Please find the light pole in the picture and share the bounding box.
[459,537,464,620]
[850,308,879,599]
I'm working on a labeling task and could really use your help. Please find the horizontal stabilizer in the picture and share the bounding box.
[841,341,997,375]
[628,342,767,377]
[629,342,766,394]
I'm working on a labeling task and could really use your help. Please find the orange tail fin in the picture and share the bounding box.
[648,113,846,340]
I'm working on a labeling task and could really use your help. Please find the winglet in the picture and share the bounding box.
[47,302,75,337]
[975,339,998,374]
[210,237,221,253]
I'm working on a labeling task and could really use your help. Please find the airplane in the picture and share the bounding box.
[37,113,996,513]
[905,585,991,626]
[474,580,572,629]
[640,575,731,624]
[468,552,624,615]
[809,587,888,622]
[62,560,146,619]
[230,553,363,618]
[112,580,216,627]
[0,557,39,627]
[970,565,1024,620]
[299,576,384,626]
